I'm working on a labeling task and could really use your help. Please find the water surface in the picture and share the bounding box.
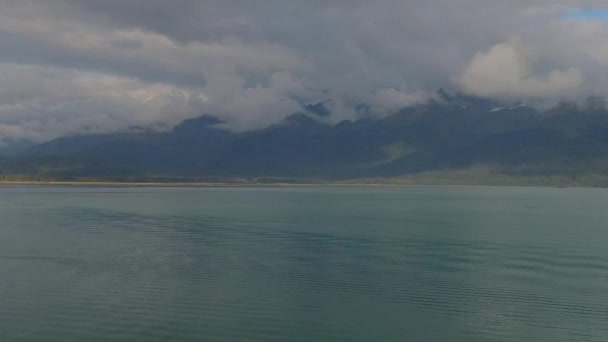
[1,185,607,341]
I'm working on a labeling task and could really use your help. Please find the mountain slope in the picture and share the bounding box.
[6,93,608,181]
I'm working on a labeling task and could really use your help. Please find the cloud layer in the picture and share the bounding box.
[1,0,608,142]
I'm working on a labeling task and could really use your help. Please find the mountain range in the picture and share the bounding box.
[2,91,608,184]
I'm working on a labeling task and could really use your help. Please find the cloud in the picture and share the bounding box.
[1,1,608,142]
[459,38,583,99]
[0,63,207,142]
[368,88,431,114]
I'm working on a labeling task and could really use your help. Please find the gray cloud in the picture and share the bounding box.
[1,0,608,142]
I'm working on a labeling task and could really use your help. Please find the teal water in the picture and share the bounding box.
[1,185,607,341]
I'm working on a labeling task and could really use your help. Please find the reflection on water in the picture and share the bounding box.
[1,185,607,341]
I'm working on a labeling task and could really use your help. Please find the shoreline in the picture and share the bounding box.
[0,180,602,188]
[0,180,401,187]
[3,170,608,188]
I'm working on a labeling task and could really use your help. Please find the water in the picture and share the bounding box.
[0,185,607,341]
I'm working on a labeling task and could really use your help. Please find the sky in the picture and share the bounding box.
[1,1,608,144]
[567,8,608,20]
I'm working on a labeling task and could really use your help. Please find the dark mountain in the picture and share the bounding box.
[304,102,331,117]
[0,139,35,157]
[5,92,608,182]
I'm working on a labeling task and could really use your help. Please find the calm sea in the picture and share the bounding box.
[1,185,607,341]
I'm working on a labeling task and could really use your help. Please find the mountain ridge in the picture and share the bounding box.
[4,91,608,183]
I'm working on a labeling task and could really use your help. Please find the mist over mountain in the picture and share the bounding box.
[3,90,608,183]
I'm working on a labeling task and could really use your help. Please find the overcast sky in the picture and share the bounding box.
[1,1,608,143]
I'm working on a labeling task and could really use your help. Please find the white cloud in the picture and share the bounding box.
[0,63,206,142]
[460,38,583,99]
[369,88,431,114]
